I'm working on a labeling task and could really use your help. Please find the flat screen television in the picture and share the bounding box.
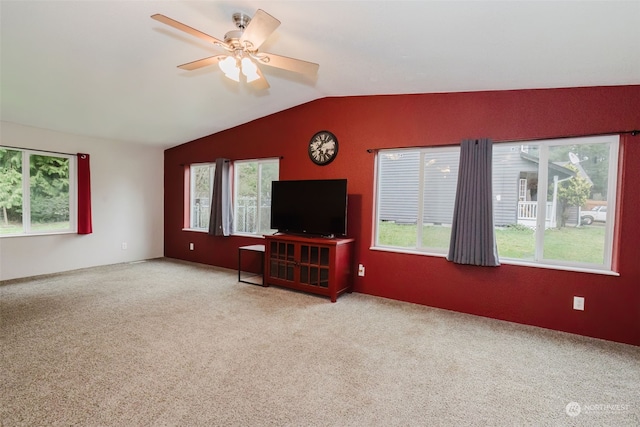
[270,179,347,237]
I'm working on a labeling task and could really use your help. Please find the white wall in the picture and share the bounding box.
[0,122,164,281]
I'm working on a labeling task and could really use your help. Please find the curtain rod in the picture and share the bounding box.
[178,160,226,166]
[179,156,284,166]
[366,129,639,153]
[1,145,79,156]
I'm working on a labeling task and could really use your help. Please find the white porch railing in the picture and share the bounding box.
[191,197,271,232]
[517,201,556,229]
[236,196,272,234]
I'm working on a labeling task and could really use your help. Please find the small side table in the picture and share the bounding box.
[238,244,266,286]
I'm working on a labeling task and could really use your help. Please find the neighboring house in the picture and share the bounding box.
[500,147,582,228]
[378,145,587,228]
[377,150,459,225]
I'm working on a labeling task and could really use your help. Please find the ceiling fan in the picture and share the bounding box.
[151,9,319,90]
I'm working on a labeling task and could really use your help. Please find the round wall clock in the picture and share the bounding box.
[308,131,338,165]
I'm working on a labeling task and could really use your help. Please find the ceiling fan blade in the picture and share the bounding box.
[250,67,270,90]
[239,9,280,49]
[258,52,319,76]
[151,14,228,48]
[178,54,227,71]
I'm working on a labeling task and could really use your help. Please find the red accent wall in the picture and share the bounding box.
[165,85,640,346]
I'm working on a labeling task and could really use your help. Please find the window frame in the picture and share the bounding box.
[374,146,460,255]
[504,135,619,272]
[372,135,621,275]
[0,147,76,237]
[186,162,216,232]
[232,157,280,237]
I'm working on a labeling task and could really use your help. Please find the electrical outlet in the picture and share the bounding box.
[121,242,128,250]
[189,243,194,251]
[573,296,585,311]
[358,264,365,277]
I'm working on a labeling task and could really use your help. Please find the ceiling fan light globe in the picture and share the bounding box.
[241,57,260,82]
[241,57,257,73]
[224,68,240,82]
[219,56,238,74]
[218,56,240,82]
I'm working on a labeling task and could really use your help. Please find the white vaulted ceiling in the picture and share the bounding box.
[1,1,638,148]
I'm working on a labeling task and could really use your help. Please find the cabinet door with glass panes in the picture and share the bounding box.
[268,240,296,283]
[299,244,330,288]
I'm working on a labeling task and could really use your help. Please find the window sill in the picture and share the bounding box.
[181,228,267,239]
[370,245,448,258]
[369,246,620,276]
[0,230,77,239]
[232,232,266,239]
[498,258,620,276]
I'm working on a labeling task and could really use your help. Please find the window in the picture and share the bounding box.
[374,135,620,272]
[375,147,460,253]
[493,136,619,270]
[234,159,279,235]
[189,163,215,230]
[0,147,75,236]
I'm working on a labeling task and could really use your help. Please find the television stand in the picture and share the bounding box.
[264,234,355,302]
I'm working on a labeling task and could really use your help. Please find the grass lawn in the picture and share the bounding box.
[377,221,606,264]
[541,226,605,264]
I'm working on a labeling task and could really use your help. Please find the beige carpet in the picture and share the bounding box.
[1,258,638,426]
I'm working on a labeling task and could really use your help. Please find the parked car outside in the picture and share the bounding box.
[581,206,607,225]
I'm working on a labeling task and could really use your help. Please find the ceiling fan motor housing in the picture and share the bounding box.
[224,30,243,44]
[232,12,251,30]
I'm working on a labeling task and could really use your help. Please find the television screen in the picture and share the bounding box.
[270,179,347,237]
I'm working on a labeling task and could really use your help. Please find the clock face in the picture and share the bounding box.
[308,131,338,165]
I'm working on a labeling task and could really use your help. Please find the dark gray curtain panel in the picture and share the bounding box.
[208,158,233,236]
[447,139,500,266]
